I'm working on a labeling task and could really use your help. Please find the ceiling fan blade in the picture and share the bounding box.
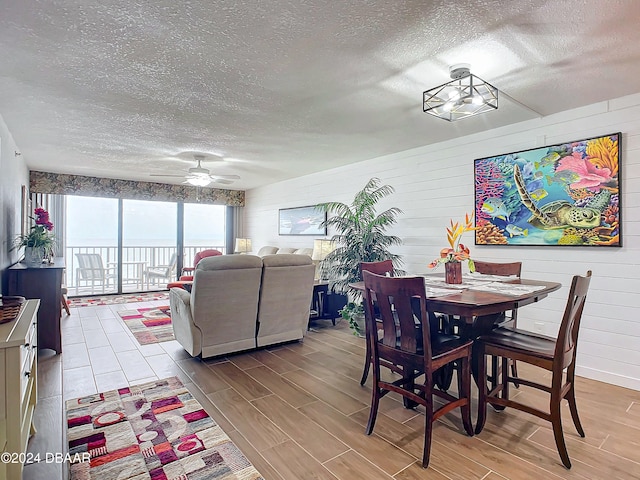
[213,178,235,185]
[150,174,186,178]
[209,174,241,180]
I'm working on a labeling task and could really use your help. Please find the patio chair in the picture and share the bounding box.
[144,252,178,288]
[179,249,223,281]
[167,249,223,290]
[75,253,117,295]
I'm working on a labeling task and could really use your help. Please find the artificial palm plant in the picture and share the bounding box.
[317,177,403,333]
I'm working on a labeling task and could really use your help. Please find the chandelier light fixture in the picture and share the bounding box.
[423,64,498,121]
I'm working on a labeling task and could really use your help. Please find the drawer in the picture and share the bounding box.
[20,321,37,401]
[20,343,36,401]
[19,321,37,376]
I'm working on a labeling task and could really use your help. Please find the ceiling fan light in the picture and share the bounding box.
[186,176,211,187]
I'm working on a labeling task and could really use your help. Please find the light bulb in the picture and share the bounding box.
[186,176,211,187]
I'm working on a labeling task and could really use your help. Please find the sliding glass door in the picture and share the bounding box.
[66,195,119,296]
[65,196,225,296]
[122,199,177,292]
[183,203,226,268]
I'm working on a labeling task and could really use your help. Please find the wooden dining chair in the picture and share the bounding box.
[475,271,592,469]
[358,260,394,385]
[473,260,522,389]
[362,271,474,468]
[61,286,71,315]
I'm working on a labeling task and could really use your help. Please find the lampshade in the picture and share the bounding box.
[234,238,252,254]
[186,176,211,187]
[312,239,334,261]
[423,64,498,122]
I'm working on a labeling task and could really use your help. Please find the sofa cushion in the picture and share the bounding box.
[276,247,297,254]
[257,246,279,256]
[257,254,315,347]
[197,254,263,270]
[294,248,313,257]
[262,253,312,267]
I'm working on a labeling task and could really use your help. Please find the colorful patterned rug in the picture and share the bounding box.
[68,291,170,308]
[118,306,175,345]
[66,377,263,480]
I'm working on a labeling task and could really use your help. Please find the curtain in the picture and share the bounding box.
[29,170,245,207]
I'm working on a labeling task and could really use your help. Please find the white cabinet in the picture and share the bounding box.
[0,299,39,480]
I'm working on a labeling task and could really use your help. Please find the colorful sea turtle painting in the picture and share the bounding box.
[473,133,620,246]
[513,164,608,230]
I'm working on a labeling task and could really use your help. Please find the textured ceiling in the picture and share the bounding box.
[1,0,639,190]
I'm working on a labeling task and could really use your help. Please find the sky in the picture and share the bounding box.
[66,196,225,247]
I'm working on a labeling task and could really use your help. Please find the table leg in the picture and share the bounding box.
[467,313,504,386]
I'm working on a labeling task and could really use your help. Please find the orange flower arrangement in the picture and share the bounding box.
[428,213,477,271]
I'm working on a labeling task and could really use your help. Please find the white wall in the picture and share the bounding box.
[245,93,640,391]
[0,112,29,293]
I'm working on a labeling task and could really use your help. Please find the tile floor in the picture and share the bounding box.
[24,298,176,480]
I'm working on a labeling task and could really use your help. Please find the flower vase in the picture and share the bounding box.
[24,246,44,267]
[445,261,462,284]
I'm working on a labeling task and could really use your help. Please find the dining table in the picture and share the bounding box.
[350,272,562,387]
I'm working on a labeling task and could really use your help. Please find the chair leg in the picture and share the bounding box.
[551,399,572,468]
[490,355,499,392]
[511,359,520,388]
[421,389,434,468]
[360,340,371,386]
[402,366,418,409]
[490,356,507,412]
[458,355,474,436]
[475,349,488,435]
[365,381,381,435]
[501,356,510,402]
[566,383,585,437]
[61,294,71,315]
[435,364,454,391]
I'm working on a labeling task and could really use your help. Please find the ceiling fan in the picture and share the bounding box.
[151,154,241,186]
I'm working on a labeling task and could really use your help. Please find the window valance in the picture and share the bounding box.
[29,171,245,207]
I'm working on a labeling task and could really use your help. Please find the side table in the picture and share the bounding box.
[5,258,65,353]
[308,281,347,329]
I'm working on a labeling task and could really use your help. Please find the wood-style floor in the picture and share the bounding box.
[24,300,640,480]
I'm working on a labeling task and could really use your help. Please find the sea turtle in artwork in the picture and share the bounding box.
[513,164,608,230]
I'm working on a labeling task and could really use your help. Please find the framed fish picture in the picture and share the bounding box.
[474,132,621,247]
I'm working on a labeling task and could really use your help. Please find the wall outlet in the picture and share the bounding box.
[533,322,545,334]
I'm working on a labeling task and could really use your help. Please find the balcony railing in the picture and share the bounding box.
[65,245,226,296]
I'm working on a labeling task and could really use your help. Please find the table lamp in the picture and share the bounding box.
[234,238,252,254]
[312,239,334,280]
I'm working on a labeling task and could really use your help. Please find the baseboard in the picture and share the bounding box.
[575,365,640,392]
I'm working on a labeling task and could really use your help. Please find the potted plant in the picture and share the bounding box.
[317,177,403,335]
[14,207,56,266]
[428,212,476,283]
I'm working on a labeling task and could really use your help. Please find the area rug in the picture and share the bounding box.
[66,376,264,480]
[118,306,175,345]
[69,291,170,308]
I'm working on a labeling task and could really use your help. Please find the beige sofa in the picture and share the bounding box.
[256,245,313,257]
[169,253,315,358]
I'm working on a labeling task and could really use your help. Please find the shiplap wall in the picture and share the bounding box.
[245,93,640,391]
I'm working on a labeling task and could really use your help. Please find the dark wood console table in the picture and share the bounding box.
[5,257,65,354]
